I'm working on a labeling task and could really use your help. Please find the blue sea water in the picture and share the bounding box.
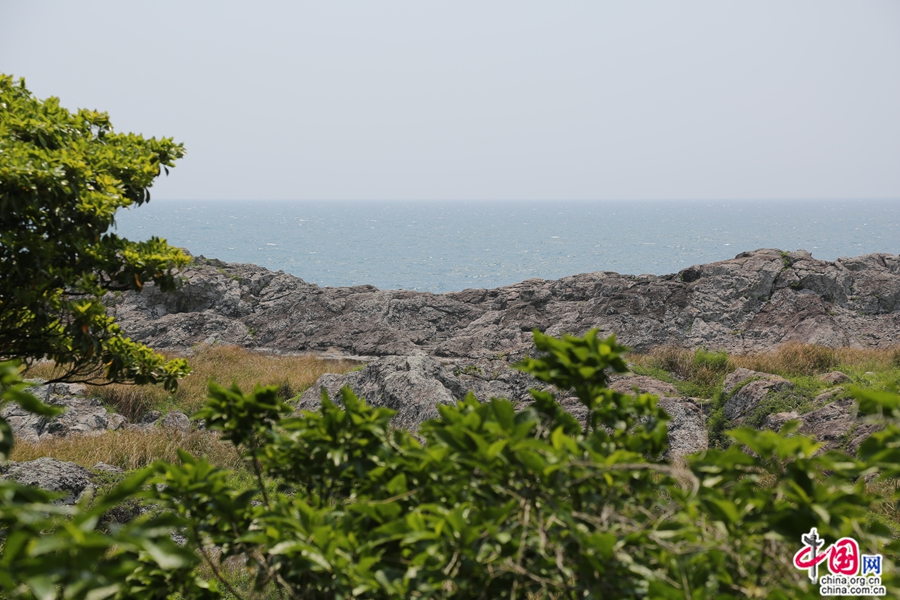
[114,199,900,294]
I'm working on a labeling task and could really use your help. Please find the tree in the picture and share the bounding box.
[0,74,188,389]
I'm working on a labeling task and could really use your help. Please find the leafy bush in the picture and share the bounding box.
[2,331,899,598]
[156,331,898,598]
[0,362,218,599]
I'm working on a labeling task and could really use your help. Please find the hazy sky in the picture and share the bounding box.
[2,1,899,201]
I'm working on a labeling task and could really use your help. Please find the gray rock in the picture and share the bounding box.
[657,397,708,458]
[159,411,190,432]
[2,457,94,504]
[722,369,793,421]
[761,411,801,431]
[110,249,900,359]
[608,377,710,456]
[610,376,679,398]
[0,382,129,442]
[811,388,843,408]
[797,399,857,451]
[819,371,850,385]
[139,410,162,425]
[722,368,763,396]
[107,413,128,431]
[297,355,536,430]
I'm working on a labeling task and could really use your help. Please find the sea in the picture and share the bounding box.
[114,199,900,294]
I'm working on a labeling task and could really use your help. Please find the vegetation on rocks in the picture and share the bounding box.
[4,332,900,598]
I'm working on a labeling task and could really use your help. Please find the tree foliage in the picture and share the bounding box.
[0,75,188,388]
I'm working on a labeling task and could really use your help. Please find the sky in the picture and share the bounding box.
[2,1,899,202]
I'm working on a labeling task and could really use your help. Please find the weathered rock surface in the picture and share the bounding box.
[758,398,881,453]
[761,411,801,432]
[110,249,900,357]
[657,398,708,458]
[299,363,707,456]
[722,368,793,421]
[609,376,679,398]
[296,355,538,430]
[0,382,127,443]
[159,411,190,433]
[819,371,850,385]
[607,376,707,457]
[1,457,94,504]
[104,249,900,454]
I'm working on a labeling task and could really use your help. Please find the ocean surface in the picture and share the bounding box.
[114,199,900,294]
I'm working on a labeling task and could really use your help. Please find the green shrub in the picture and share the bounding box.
[2,331,899,598]
[692,348,732,374]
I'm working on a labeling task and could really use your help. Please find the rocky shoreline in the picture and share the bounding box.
[106,248,898,454]
[109,248,900,357]
[6,248,898,498]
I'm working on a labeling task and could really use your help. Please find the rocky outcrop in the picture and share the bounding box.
[609,376,679,398]
[104,248,900,456]
[722,368,793,421]
[1,382,127,443]
[610,376,708,457]
[299,364,707,457]
[296,354,538,430]
[1,457,94,504]
[656,398,708,458]
[760,398,881,453]
[109,249,900,358]
[818,371,850,385]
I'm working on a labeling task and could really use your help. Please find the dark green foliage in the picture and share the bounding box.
[2,331,900,598]
[0,362,219,599]
[0,75,189,389]
[150,331,896,598]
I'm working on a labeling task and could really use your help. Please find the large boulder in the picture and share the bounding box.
[300,366,708,457]
[722,368,793,421]
[657,398,708,458]
[609,376,679,398]
[296,354,537,430]
[0,382,127,443]
[1,457,94,504]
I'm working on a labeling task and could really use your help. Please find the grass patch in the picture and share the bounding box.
[740,376,831,429]
[9,428,244,471]
[734,343,900,378]
[630,346,733,398]
[23,345,362,420]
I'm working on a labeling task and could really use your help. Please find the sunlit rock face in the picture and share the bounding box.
[106,248,900,454]
[110,249,900,358]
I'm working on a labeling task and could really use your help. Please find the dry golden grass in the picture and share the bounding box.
[630,346,733,391]
[24,345,361,420]
[15,346,359,471]
[9,428,244,471]
[632,343,900,380]
[734,343,900,377]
